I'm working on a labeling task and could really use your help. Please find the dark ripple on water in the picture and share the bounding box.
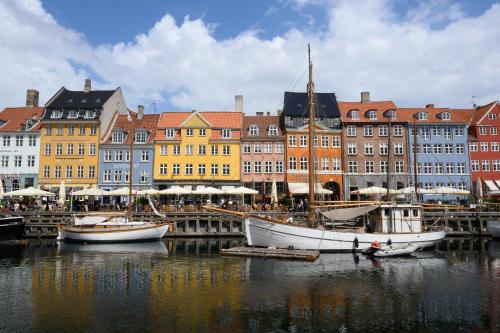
[0,238,499,332]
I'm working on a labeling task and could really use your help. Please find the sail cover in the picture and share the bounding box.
[320,205,379,221]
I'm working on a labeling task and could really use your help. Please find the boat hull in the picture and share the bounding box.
[487,220,500,238]
[245,217,446,252]
[58,223,169,243]
[0,217,25,241]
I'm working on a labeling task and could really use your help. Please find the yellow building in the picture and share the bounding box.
[154,110,243,189]
[38,79,128,191]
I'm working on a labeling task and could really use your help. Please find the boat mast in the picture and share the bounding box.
[128,115,135,220]
[307,44,316,227]
[386,112,392,201]
[413,117,419,203]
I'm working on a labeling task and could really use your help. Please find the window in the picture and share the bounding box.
[243,161,251,173]
[349,110,359,119]
[14,156,21,167]
[254,161,262,173]
[140,171,149,183]
[424,183,433,190]
[435,163,443,174]
[446,163,454,174]
[166,129,175,138]
[199,129,206,136]
[124,170,130,183]
[275,143,283,153]
[489,113,497,120]
[482,160,490,171]
[221,129,232,138]
[470,142,478,152]
[480,142,488,152]
[417,112,427,120]
[289,157,297,170]
[321,136,329,147]
[103,150,112,162]
[222,164,230,175]
[79,124,85,135]
[364,125,373,136]
[114,169,122,182]
[313,157,319,171]
[211,145,218,155]
[368,110,377,119]
[445,144,453,154]
[332,136,340,147]
[51,110,63,119]
[265,161,272,173]
[68,110,78,118]
[321,157,329,171]
[471,160,479,172]
[173,145,181,155]
[112,132,124,143]
[423,162,432,174]
[348,144,357,155]
[135,132,147,143]
[455,144,465,154]
[492,142,499,152]
[185,164,193,175]
[347,125,356,137]
[479,126,487,135]
[27,156,35,167]
[160,145,168,155]
[43,166,50,178]
[55,124,63,136]
[68,125,74,135]
[332,158,341,171]
[433,144,442,154]
[380,161,388,173]
[78,143,85,155]
[365,161,374,173]
[288,135,296,147]
[211,164,218,175]
[268,125,278,136]
[379,143,388,155]
[88,166,95,178]
[491,127,498,135]
[300,157,308,170]
[198,164,206,175]
[56,144,62,155]
[115,150,123,162]
[28,135,36,146]
[3,136,11,146]
[249,125,259,136]
[243,143,251,154]
[185,129,193,136]
[421,127,430,139]
[141,150,149,162]
[84,110,95,119]
[198,144,206,155]
[493,160,500,171]
[432,126,441,136]
[124,150,130,162]
[44,144,51,155]
[15,136,23,146]
[379,125,388,136]
[276,161,283,173]
[173,164,180,175]
[66,166,73,179]
[300,135,307,147]
[454,127,463,136]
[441,112,451,120]
[443,127,452,140]
[103,169,111,182]
[364,143,373,155]
[222,145,230,155]
[159,164,168,175]
[77,166,84,178]
[87,144,95,156]
[264,142,273,153]
[393,125,403,136]
[45,125,52,136]
[253,143,261,153]
[457,163,466,174]
[348,161,358,173]
[422,144,431,154]
[395,161,404,174]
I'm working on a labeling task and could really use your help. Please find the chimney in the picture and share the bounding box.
[266,111,271,116]
[277,109,283,117]
[256,112,264,117]
[26,89,39,107]
[138,105,144,120]
[425,104,434,108]
[84,79,91,93]
[235,95,243,113]
[361,91,370,103]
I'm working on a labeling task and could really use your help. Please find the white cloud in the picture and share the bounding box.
[0,0,499,113]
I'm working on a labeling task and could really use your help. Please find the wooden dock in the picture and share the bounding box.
[221,246,320,262]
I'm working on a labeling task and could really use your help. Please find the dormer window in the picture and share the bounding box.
[222,129,232,139]
[68,110,79,119]
[249,125,259,136]
[349,110,359,119]
[268,125,278,136]
[24,119,34,130]
[135,131,148,143]
[51,110,63,119]
[95,98,101,103]
[112,132,124,143]
[384,109,396,119]
[84,110,95,119]
[417,112,428,120]
[166,128,175,139]
[441,112,451,120]
[367,110,377,120]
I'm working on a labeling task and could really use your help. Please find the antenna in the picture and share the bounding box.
[471,95,477,108]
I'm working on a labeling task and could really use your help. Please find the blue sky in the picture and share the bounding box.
[0,0,499,113]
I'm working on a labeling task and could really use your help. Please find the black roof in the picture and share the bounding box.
[283,92,340,118]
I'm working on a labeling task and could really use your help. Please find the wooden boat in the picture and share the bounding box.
[487,220,500,238]
[0,216,25,241]
[361,242,420,257]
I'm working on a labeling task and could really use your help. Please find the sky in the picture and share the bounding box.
[0,0,499,114]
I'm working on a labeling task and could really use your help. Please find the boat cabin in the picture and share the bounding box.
[368,204,422,233]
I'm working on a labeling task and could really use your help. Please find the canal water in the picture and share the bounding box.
[0,238,498,332]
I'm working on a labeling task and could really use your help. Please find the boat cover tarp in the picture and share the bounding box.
[74,216,109,226]
[321,205,379,221]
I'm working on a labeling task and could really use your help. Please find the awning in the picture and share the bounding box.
[321,205,379,221]
[484,180,499,192]
[288,182,333,195]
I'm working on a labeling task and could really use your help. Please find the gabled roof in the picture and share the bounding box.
[469,101,499,126]
[283,92,340,118]
[157,111,243,129]
[102,112,160,144]
[397,106,474,124]
[242,115,283,139]
[339,101,397,123]
[0,107,44,132]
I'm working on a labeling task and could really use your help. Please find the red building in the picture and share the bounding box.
[468,101,500,194]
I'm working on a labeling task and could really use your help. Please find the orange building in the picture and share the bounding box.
[282,92,343,199]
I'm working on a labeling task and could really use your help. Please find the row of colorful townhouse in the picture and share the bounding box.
[1,80,499,201]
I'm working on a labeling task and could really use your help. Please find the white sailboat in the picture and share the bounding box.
[242,45,446,252]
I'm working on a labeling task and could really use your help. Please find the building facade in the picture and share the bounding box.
[241,112,285,195]
[282,92,343,199]
[0,90,43,191]
[154,109,243,189]
[340,92,409,199]
[99,107,159,190]
[400,105,474,201]
[38,79,128,192]
[467,101,500,194]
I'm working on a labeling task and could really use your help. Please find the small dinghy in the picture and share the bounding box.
[362,241,419,258]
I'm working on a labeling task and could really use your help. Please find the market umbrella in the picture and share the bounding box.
[72,187,108,196]
[4,186,55,197]
[106,187,139,196]
[270,178,278,205]
[58,181,66,206]
[224,186,258,195]
[0,178,3,199]
[430,186,470,195]
[192,186,224,195]
[396,186,434,195]
[351,186,397,195]
[159,186,192,195]
[138,188,160,196]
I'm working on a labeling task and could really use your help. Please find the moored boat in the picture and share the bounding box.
[0,216,25,241]
[487,220,500,238]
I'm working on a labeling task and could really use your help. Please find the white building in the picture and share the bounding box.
[0,90,43,191]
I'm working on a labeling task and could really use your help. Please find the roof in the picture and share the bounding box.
[157,111,243,129]
[339,101,397,123]
[242,115,283,139]
[469,101,499,125]
[0,107,44,132]
[103,112,160,144]
[283,92,340,118]
[43,87,117,120]
[396,106,474,124]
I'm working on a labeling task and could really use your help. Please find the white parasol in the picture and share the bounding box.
[4,186,55,197]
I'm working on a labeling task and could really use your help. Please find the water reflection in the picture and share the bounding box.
[0,238,498,332]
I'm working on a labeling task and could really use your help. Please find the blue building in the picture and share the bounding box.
[99,107,159,191]
[400,105,474,202]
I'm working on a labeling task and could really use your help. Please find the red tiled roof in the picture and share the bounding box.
[157,112,192,128]
[242,115,283,139]
[103,112,159,144]
[396,107,474,123]
[0,107,44,132]
[338,101,397,123]
[469,101,499,125]
[157,111,243,129]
